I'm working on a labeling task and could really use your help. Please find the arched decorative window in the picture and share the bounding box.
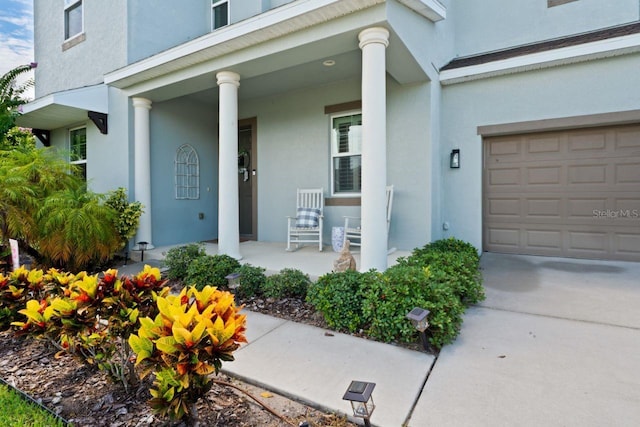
[175,144,200,199]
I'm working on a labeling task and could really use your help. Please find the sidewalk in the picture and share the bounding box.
[114,250,640,427]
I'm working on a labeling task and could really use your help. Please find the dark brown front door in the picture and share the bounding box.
[238,118,257,240]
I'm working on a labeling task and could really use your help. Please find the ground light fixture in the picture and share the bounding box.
[136,241,148,262]
[342,380,376,427]
[225,272,242,290]
[406,307,430,351]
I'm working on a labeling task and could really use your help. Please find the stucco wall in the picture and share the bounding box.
[450,0,639,58]
[33,0,127,97]
[127,0,210,63]
[440,53,640,251]
[148,97,219,246]
[237,76,432,251]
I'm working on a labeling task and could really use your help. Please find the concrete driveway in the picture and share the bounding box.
[409,253,640,427]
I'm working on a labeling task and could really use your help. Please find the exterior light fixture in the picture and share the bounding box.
[225,272,242,290]
[450,149,460,169]
[342,380,376,427]
[137,241,148,262]
[406,307,430,351]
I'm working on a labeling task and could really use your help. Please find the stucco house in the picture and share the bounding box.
[17,0,640,270]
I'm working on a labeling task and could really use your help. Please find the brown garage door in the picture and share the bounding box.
[484,124,640,261]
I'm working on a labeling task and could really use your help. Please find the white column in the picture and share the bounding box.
[216,71,242,260]
[132,97,154,249]
[359,27,389,271]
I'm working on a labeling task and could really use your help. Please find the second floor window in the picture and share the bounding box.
[69,127,87,181]
[212,0,229,30]
[64,0,83,40]
[331,112,362,195]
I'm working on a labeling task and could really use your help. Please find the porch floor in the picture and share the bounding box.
[137,240,411,279]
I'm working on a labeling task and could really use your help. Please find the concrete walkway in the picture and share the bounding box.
[118,249,640,426]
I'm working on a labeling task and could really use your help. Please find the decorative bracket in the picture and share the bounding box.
[31,129,51,146]
[88,111,108,134]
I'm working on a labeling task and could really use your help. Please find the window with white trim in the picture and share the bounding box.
[175,144,200,200]
[64,0,83,40]
[211,0,229,30]
[69,127,87,181]
[331,112,362,195]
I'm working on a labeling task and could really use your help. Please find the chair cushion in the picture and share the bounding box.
[296,207,321,228]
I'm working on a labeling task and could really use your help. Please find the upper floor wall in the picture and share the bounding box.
[34,0,127,97]
[450,0,640,58]
[33,0,298,97]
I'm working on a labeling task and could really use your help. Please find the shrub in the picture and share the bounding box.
[307,270,372,333]
[362,265,465,349]
[128,286,246,423]
[185,254,240,290]
[234,264,267,298]
[163,243,206,281]
[263,268,311,299]
[398,238,484,306]
[104,187,143,250]
[12,265,170,390]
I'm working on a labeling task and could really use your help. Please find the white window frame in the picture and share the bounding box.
[175,144,200,200]
[69,126,87,180]
[211,0,230,31]
[330,110,363,197]
[64,0,84,41]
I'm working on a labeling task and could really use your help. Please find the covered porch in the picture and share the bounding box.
[106,0,437,272]
[134,240,410,280]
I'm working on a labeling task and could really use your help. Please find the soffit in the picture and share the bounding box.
[15,84,108,130]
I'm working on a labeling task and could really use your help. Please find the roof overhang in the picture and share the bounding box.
[15,84,109,130]
[440,29,640,85]
[104,0,438,103]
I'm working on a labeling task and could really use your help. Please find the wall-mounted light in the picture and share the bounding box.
[450,149,460,169]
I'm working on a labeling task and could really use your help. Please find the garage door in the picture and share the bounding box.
[483,124,640,261]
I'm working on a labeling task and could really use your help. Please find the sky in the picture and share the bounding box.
[0,0,34,99]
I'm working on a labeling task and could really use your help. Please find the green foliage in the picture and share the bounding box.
[234,264,267,298]
[307,238,483,349]
[307,270,371,333]
[185,254,240,290]
[362,265,465,349]
[0,382,67,427]
[398,237,484,306]
[36,185,120,271]
[104,188,144,250]
[0,64,34,138]
[163,243,206,281]
[1,127,35,151]
[263,268,311,299]
[0,147,124,271]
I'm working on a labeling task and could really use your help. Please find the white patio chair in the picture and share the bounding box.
[286,188,324,251]
[343,185,394,248]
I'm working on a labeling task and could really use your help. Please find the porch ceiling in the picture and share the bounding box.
[105,0,430,105]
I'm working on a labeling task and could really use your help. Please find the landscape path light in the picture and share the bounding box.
[225,272,242,290]
[406,307,430,351]
[342,380,376,427]
[136,241,148,262]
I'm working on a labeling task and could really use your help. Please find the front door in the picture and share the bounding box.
[238,118,257,240]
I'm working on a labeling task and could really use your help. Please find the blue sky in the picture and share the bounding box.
[0,0,34,97]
